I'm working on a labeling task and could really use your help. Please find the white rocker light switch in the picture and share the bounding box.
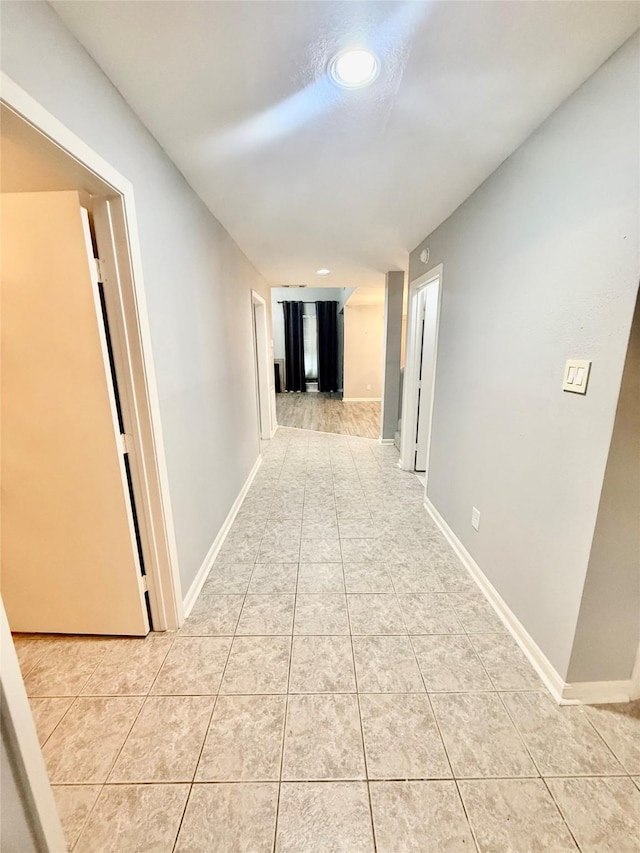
[563,359,591,394]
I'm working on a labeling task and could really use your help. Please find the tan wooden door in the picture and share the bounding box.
[1,191,149,635]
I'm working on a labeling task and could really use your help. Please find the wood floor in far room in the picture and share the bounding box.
[276,392,380,439]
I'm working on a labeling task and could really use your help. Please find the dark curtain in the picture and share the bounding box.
[316,300,339,392]
[282,301,306,392]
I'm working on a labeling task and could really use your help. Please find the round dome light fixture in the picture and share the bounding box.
[329,48,379,89]
[316,268,331,276]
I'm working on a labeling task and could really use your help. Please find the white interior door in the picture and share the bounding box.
[415,281,440,472]
[1,191,149,635]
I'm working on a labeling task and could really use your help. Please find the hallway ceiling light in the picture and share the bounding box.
[329,49,379,89]
[316,268,331,275]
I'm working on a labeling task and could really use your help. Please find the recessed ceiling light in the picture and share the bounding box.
[316,268,331,275]
[329,48,379,89]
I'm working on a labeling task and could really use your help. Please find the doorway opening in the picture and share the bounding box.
[251,290,275,440]
[271,285,385,438]
[0,77,187,852]
[0,89,182,636]
[399,265,443,479]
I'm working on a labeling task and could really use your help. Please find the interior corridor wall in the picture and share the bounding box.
[567,289,640,683]
[343,302,385,400]
[408,33,640,681]
[0,1,272,599]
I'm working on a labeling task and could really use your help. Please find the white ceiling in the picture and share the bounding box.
[52,1,639,290]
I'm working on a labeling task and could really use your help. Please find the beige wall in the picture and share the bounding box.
[343,302,385,400]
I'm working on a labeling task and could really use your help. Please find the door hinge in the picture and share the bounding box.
[140,574,148,592]
[119,433,132,454]
[94,257,106,282]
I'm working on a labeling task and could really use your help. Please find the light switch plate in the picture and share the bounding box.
[563,359,591,394]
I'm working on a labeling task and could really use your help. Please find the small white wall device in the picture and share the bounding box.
[562,359,591,394]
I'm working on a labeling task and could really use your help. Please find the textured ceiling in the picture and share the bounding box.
[52,1,639,289]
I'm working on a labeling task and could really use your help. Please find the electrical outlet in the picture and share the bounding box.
[471,507,481,531]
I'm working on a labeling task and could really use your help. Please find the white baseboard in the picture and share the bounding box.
[423,496,635,706]
[630,645,640,702]
[342,397,381,403]
[561,680,635,704]
[182,454,263,618]
[378,438,396,445]
[632,650,640,700]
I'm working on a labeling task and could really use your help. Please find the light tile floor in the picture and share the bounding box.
[13,428,640,852]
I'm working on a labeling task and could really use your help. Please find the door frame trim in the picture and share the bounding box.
[0,602,67,851]
[1,73,183,632]
[399,263,443,479]
[251,290,275,440]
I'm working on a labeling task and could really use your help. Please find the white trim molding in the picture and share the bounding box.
[629,644,640,701]
[399,264,443,473]
[1,73,183,631]
[343,396,381,403]
[423,495,635,705]
[1,602,67,852]
[561,680,636,705]
[251,290,274,441]
[182,454,263,617]
[378,438,396,445]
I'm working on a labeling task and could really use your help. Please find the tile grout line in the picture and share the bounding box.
[68,782,105,852]
[272,437,301,853]
[20,430,639,851]
[37,694,79,751]
[73,643,172,848]
[171,560,251,853]
[345,568,378,852]
[44,773,634,786]
[539,776,583,852]
[40,634,177,847]
[349,438,387,853]
[388,454,484,852]
[172,436,289,853]
[401,558,482,852]
[577,708,634,780]
[453,586,550,787]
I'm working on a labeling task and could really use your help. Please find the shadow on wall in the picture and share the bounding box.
[567,283,640,684]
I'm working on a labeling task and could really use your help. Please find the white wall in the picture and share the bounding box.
[409,34,639,681]
[343,301,385,400]
[1,1,272,600]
